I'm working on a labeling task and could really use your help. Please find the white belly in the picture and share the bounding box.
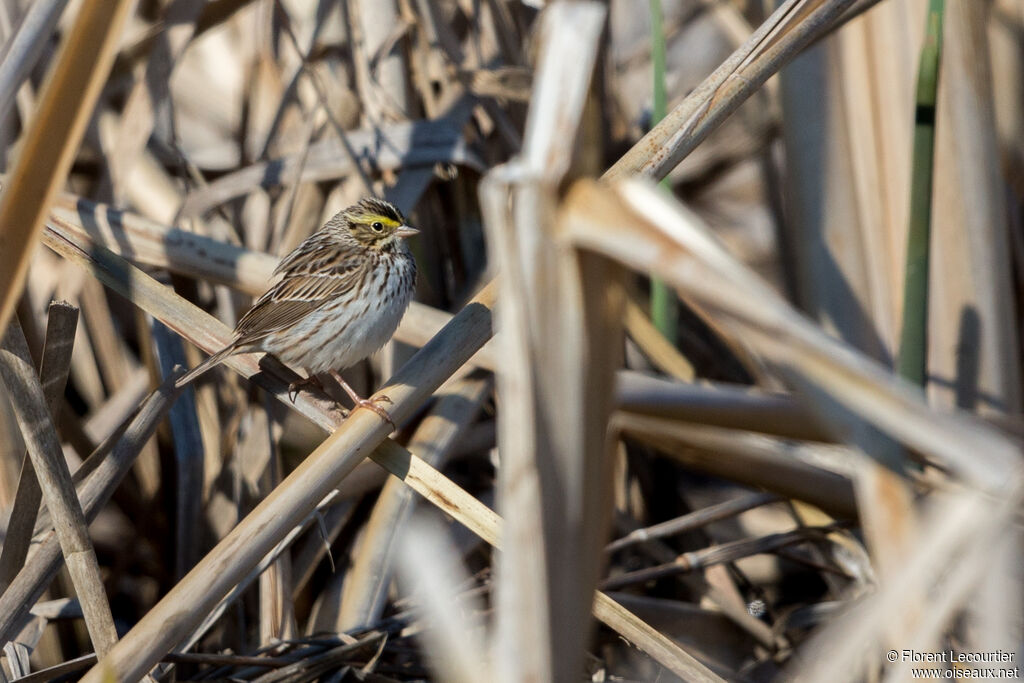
[262,257,415,374]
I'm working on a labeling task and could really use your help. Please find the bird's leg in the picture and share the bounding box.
[288,374,326,402]
[328,370,395,429]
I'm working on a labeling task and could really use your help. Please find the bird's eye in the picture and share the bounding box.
[371,221,384,231]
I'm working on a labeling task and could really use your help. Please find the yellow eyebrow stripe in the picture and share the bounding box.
[363,214,401,226]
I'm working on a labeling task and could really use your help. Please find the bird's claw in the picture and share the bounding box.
[287,376,324,403]
[355,396,396,430]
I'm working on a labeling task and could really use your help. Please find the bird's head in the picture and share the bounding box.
[343,197,419,250]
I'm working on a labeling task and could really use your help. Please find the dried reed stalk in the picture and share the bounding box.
[179,118,479,217]
[0,302,78,594]
[623,296,695,381]
[0,377,183,646]
[337,374,491,631]
[77,278,133,394]
[0,0,135,335]
[852,459,920,648]
[606,0,860,181]
[107,0,207,198]
[605,491,781,554]
[352,0,411,122]
[616,413,857,519]
[615,372,831,441]
[254,413,298,644]
[927,0,1020,414]
[562,179,1019,491]
[788,485,1023,681]
[0,320,118,655]
[397,518,492,682]
[481,4,633,682]
[777,2,915,362]
[0,0,69,125]
[601,523,844,590]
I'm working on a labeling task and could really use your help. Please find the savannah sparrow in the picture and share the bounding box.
[176,197,418,425]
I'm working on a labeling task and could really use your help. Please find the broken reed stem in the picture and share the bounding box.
[0,318,118,655]
[38,303,79,411]
[0,302,78,593]
[483,5,631,680]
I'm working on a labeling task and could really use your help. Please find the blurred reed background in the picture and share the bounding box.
[0,0,1021,681]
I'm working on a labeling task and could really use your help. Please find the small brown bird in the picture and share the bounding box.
[176,197,418,425]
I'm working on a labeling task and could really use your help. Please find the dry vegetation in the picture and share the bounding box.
[0,0,1022,681]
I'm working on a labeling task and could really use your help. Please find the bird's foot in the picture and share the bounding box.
[326,370,396,430]
[287,375,325,402]
[353,395,395,430]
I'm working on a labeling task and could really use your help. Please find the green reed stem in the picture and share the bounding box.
[897,0,945,387]
[649,0,678,345]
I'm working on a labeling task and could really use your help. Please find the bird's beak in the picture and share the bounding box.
[395,225,419,238]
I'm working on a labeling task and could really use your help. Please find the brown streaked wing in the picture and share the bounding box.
[233,253,370,344]
[273,237,319,276]
[272,224,361,276]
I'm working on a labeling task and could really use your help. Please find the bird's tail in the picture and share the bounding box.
[175,345,237,388]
